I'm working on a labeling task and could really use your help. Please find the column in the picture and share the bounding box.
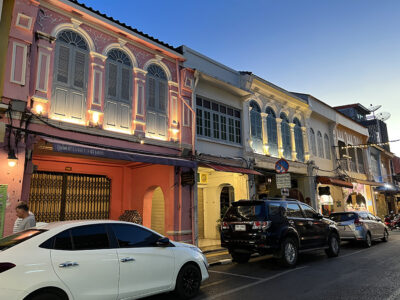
[290,123,297,161]
[261,112,269,155]
[302,126,310,161]
[248,105,253,148]
[276,118,283,158]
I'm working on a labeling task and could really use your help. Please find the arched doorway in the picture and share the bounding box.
[220,185,234,219]
[151,187,165,235]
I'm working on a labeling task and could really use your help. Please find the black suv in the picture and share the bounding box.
[220,198,340,266]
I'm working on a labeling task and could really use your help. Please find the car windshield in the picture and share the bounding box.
[0,229,46,251]
[224,203,266,221]
[329,213,356,222]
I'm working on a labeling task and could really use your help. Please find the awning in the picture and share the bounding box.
[354,179,386,187]
[316,176,354,188]
[200,163,263,176]
[42,137,196,168]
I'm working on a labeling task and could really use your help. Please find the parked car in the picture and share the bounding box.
[0,220,209,300]
[220,198,340,267]
[329,211,389,247]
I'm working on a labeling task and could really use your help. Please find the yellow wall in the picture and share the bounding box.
[0,0,14,98]
[198,169,248,240]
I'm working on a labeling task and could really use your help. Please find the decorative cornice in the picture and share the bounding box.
[90,51,107,61]
[71,17,82,29]
[133,67,148,75]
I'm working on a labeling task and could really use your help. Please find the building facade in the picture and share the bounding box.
[0,0,196,241]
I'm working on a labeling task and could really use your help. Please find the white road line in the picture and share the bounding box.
[208,270,263,280]
[206,266,308,299]
[338,248,370,258]
[201,279,229,289]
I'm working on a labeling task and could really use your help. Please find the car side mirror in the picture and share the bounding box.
[156,237,170,247]
[315,213,323,219]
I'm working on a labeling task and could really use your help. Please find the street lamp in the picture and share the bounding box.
[7,149,17,167]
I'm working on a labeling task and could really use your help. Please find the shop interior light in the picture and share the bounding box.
[92,112,99,124]
[35,104,43,115]
[7,150,17,167]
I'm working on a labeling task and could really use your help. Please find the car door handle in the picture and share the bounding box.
[120,257,135,263]
[59,261,79,268]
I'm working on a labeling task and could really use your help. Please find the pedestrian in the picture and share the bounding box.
[13,202,34,234]
[14,202,36,233]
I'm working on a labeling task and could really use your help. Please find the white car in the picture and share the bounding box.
[0,220,209,300]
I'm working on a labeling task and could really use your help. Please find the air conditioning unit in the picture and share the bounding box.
[198,173,208,184]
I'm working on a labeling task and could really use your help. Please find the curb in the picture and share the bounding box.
[202,248,227,255]
[209,258,232,266]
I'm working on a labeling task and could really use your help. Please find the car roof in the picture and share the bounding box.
[34,220,144,231]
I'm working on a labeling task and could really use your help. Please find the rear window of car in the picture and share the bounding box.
[329,213,356,222]
[0,229,46,251]
[224,203,266,221]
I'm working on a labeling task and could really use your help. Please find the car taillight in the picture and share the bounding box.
[252,221,271,230]
[0,263,16,273]
[221,222,230,230]
[354,218,363,226]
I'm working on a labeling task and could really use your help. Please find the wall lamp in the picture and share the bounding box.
[7,149,17,167]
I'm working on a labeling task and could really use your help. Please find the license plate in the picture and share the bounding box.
[235,224,246,231]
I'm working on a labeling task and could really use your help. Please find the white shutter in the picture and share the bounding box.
[147,77,156,109]
[73,50,86,89]
[158,80,167,112]
[120,67,130,102]
[107,62,117,98]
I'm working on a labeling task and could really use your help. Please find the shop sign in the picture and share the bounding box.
[276,173,291,189]
[0,185,7,238]
[319,194,333,205]
[181,170,195,186]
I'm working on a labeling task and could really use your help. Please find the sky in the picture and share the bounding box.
[81,0,400,156]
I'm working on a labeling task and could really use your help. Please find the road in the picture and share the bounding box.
[146,231,400,300]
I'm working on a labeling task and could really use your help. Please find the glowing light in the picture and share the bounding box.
[171,128,179,134]
[140,140,144,145]
[104,126,131,135]
[8,159,17,167]
[35,104,44,114]
[7,150,17,167]
[92,112,99,124]
[50,115,86,125]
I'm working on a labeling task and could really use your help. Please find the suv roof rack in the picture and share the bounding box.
[235,198,299,202]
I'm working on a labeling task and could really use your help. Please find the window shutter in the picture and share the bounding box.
[73,50,86,89]
[158,80,167,112]
[120,67,130,102]
[57,45,70,84]
[147,77,156,109]
[257,114,262,138]
[107,62,117,98]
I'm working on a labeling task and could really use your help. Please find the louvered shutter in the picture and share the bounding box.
[107,62,117,98]
[147,77,156,109]
[158,80,167,112]
[256,114,262,138]
[57,45,70,84]
[120,67,130,102]
[73,50,86,89]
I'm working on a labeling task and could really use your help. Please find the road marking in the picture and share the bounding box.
[338,248,370,258]
[206,266,308,299]
[201,279,229,289]
[208,270,263,280]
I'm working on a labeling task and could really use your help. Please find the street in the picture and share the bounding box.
[146,231,400,300]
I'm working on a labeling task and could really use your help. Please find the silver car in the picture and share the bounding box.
[329,211,389,247]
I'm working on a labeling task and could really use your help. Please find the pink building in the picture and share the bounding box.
[0,0,196,242]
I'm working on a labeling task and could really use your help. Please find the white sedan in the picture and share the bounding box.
[0,220,209,300]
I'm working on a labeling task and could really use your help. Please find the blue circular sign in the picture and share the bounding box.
[275,159,289,174]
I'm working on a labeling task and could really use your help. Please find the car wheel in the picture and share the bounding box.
[364,232,372,248]
[231,252,250,263]
[325,232,340,257]
[381,229,389,242]
[280,237,298,267]
[175,264,202,299]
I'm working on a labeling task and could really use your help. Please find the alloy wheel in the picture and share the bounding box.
[285,242,296,264]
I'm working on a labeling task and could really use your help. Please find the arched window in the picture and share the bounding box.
[280,113,292,159]
[266,107,278,156]
[309,128,317,156]
[104,49,132,131]
[146,64,168,138]
[317,131,324,158]
[250,101,262,140]
[52,30,89,121]
[293,118,304,162]
[324,134,331,159]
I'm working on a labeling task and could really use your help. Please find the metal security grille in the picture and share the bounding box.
[29,172,110,222]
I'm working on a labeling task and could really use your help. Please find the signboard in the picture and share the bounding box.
[275,158,289,174]
[276,173,291,189]
[0,185,7,238]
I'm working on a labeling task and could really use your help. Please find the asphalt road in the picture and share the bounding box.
[145,231,400,300]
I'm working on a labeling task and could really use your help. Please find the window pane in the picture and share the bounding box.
[54,230,72,250]
[213,113,219,139]
[196,108,203,135]
[71,225,110,250]
[220,105,226,114]
[203,100,210,109]
[204,111,211,137]
[227,108,233,116]
[111,224,160,248]
[221,116,227,140]
[235,120,241,144]
[235,110,240,118]
[300,203,316,218]
[212,103,219,111]
[196,97,202,106]
[287,203,303,218]
[228,118,234,142]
